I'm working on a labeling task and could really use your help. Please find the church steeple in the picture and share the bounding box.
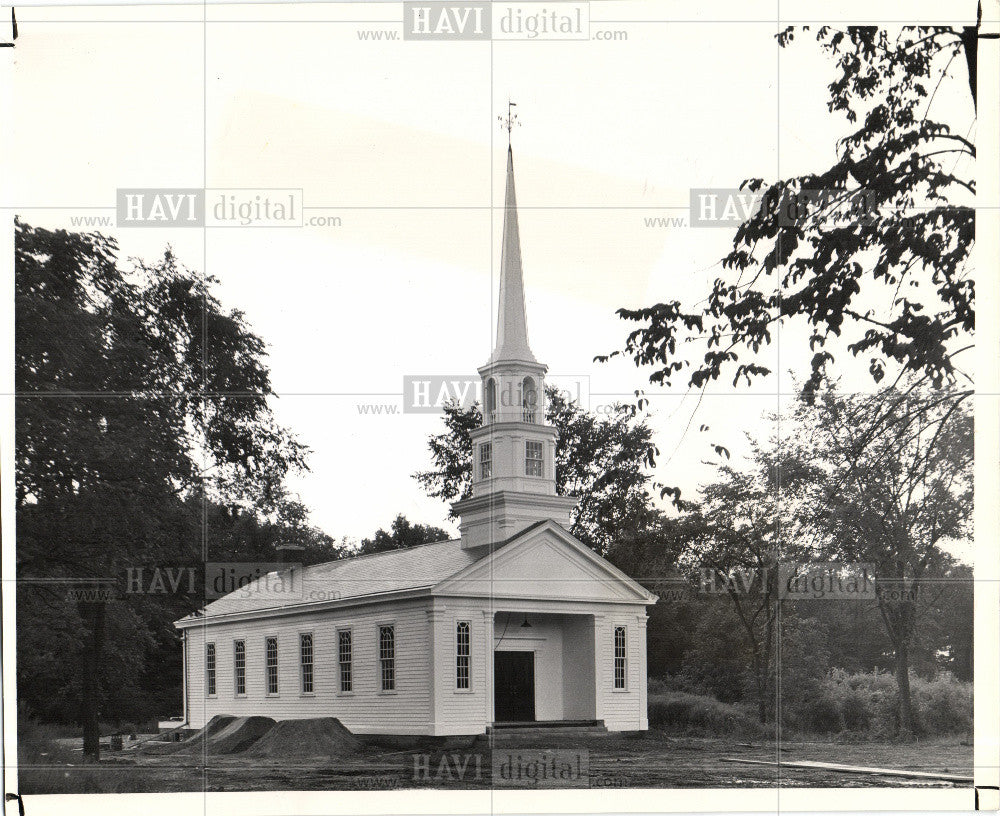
[492,147,537,365]
[453,130,579,550]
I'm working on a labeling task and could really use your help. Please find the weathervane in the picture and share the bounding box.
[498,101,519,144]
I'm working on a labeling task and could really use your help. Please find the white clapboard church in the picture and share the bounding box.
[176,145,657,736]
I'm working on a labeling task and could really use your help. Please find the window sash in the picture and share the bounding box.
[613,626,627,689]
[479,443,492,479]
[456,621,470,689]
[379,625,395,691]
[525,440,543,477]
[206,643,216,696]
[234,640,246,696]
[265,636,279,695]
[338,630,353,692]
[300,633,314,694]
[485,379,497,414]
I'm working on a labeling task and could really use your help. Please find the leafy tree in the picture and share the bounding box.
[207,495,346,567]
[415,387,662,554]
[677,466,788,722]
[924,562,974,681]
[644,387,973,730]
[602,514,698,678]
[15,219,307,758]
[413,399,481,509]
[357,514,450,556]
[774,614,836,733]
[602,25,975,396]
[591,23,979,733]
[676,601,758,705]
[783,383,973,736]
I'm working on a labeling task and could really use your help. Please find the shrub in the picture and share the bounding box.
[647,690,769,739]
[800,694,842,734]
[647,676,670,696]
[911,672,973,735]
[817,668,972,738]
[839,694,870,731]
[644,669,972,739]
[820,668,899,738]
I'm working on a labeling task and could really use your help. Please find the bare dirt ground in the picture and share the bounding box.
[20,732,974,793]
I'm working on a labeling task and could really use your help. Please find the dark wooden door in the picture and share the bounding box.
[494,651,535,722]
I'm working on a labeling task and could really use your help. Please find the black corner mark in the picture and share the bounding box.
[0,7,14,47]
[4,793,25,816]
[975,785,1000,811]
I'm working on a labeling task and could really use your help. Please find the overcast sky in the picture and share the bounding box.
[8,2,976,543]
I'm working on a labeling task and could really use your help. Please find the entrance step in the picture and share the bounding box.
[478,720,608,746]
[489,719,603,730]
[487,719,605,733]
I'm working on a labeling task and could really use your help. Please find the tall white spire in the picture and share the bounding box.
[492,146,537,364]
[453,133,578,550]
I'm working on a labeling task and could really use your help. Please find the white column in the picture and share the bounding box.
[482,609,494,725]
[181,629,188,725]
[592,614,605,723]
[636,613,649,730]
[426,605,445,734]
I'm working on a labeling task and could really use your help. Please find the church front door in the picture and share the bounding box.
[493,650,535,722]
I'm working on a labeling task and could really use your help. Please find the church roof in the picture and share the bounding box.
[176,519,655,628]
[177,538,485,624]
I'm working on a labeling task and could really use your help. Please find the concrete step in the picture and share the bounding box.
[487,720,604,733]
[487,726,607,735]
[475,733,610,748]
[477,721,609,745]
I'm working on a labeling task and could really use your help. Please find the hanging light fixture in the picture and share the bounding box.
[520,616,531,628]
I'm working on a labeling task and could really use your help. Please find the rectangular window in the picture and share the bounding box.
[613,626,627,689]
[234,640,246,696]
[338,629,353,693]
[525,440,544,477]
[265,636,278,695]
[479,443,492,479]
[379,625,395,691]
[456,621,470,690]
[300,633,314,694]
[205,643,216,696]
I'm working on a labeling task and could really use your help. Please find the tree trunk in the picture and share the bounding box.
[894,639,915,739]
[748,644,768,724]
[762,605,775,726]
[961,3,982,108]
[79,600,107,761]
[961,25,977,108]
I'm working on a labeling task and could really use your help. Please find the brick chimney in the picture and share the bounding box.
[275,542,305,566]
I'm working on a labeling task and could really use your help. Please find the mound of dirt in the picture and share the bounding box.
[176,715,276,755]
[245,717,361,758]
[143,715,236,755]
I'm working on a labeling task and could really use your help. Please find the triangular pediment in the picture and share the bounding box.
[434,521,656,604]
